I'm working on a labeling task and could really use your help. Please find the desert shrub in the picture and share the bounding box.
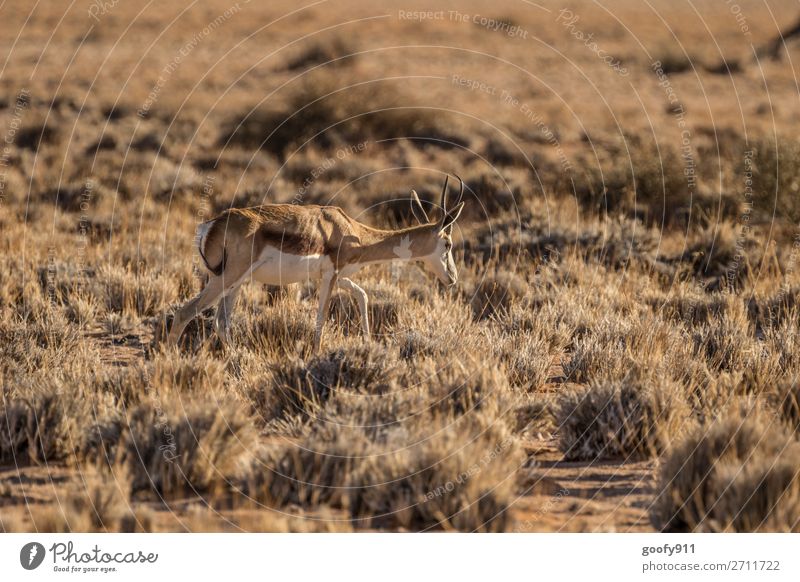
[748,286,800,329]
[472,215,659,271]
[265,343,394,421]
[570,137,739,228]
[692,303,752,372]
[248,422,372,508]
[282,150,376,187]
[85,133,117,155]
[94,364,151,407]
[64,291,101,326]
[148,349,227,397]
[96,265,176,317]
[420,358,516,422]
[103,312,139,339]
[704,56,743,75]
[513,393,556,437]
[627,140,695,225]
[0,389,87,465]
[653,48,693,74]
[395,297,483,362]
[776,381,800,431]
[653,288,727,326]
[555,376,689,461]
[652,408,800,532]
[219,96,337,157]
[130,130,164,152]
[671,222,757,290]
[399,330,449,361]
[0,310,87,373]
[483,135,528,167]
[251,415,524,531]
[219,77,468,159]
[469,270,529,320]
[15,118,58,150]
[282,37,356,71]
[586,216,660,268]
[36,181,105,213]
[493,331,553,391]
[691,305,784,394]
[83,398,259,498]
[497,303,574,352]
[563,315,691,384]
[763,320,800,377]
[747,138,800,222]
[235,301,315,359]
[463,172,517,215]
[318,388,424,444]
[349,418,524,531]
[290,356,516,436]
[244,350,521,531]
[146,155,203,201]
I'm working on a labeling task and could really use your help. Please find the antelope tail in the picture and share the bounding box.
[195,220,227,276]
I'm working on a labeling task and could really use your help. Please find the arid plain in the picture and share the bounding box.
[1,0,799,531]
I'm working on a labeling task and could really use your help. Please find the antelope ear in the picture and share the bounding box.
[410,190,430,224]
[441,201,465,234]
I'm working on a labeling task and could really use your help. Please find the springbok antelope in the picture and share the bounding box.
[165,175,466,351]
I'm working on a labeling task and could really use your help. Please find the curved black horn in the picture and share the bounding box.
[439,175,450,214]
[410,190,430,224]
[454,174,465,207]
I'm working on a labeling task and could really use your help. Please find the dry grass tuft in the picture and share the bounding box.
[563,315,691,385]
[493,331,556,391]
[247,416,523,532]
[652,407,800,532]
[556,375,689,461]
[468,270,529,320]
[776,380,800,432]
[350,419,523,532]
[0,389,87,465]
[266,343,393,421]
[83,398,259,499]
[236,300,315,359]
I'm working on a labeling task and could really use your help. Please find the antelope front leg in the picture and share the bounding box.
[214,286,240,345]
[313,272,337,353]
[338,278,369,338]
[167,275,226,345]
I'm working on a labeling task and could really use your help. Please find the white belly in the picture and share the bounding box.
[249,246,332,285]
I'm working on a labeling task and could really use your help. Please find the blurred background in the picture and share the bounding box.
[2,0,800,234]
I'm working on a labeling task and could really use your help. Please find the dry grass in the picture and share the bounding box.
[2,0,799,532]
[652,406,800,532]
[555,375,689,461]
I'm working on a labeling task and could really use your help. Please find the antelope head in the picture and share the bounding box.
[410,175,465,286]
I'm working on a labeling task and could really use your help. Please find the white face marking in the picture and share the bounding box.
[424,235,457,286]
[250,245,334,285]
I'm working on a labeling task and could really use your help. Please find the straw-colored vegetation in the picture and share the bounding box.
[1,0,798,531]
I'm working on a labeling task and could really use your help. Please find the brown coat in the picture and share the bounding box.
[199,204,440,276]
